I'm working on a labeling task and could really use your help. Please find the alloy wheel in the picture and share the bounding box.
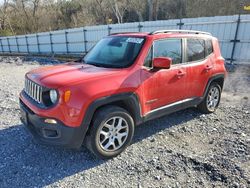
[98,116,129,152]
[206,86,220,111]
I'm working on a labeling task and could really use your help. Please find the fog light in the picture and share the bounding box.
[43,129,59,138]
[44,119,57,124]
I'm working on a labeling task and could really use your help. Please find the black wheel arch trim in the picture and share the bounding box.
[80,92,143,138]
[202,73,225,99]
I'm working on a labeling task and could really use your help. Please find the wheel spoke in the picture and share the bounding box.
[116,136,123,146]
[212,88,216,94]
[214,89,218,95]
[101,137,109,144]
[103,138,114,150]
[116,118,124,131]
[115,132,127,147]
[100,130,109,137]
[118,132,127,139]
[111,117,116,127]
[208,101,213,108]
[103,123,112,130]
[212,100,215,107]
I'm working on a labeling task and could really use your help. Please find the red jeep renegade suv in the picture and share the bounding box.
[20,30,227,158]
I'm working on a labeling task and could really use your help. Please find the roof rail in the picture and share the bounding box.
[109,32,140,35]
[149,30,212,36]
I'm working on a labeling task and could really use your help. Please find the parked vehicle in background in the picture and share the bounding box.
[19,30,227,159]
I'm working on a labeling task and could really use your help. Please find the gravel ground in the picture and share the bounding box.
[0,57,249,188]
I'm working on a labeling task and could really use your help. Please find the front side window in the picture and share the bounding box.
[84,36,144,68]
[153,39,182,65]
[187,39,205,62]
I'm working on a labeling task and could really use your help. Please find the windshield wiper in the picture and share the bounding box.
[85,61,121,68]
[87,63,106,68]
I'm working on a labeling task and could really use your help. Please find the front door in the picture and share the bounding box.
[141,38,188,115]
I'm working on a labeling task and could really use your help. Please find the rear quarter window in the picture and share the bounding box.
[205,39,213,56]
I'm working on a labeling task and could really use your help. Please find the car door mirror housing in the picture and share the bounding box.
[153,57,172,69]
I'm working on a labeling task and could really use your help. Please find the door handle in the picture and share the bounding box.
[205,65,213,72]
[176,71,186,78]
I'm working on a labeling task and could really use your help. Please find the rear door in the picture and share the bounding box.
[185,38,214,98]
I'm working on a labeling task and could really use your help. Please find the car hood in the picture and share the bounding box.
[26,62,120,88]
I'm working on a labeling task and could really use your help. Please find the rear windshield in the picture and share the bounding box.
[84,36,145,68]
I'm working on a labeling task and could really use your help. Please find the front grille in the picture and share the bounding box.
[24,78,43,104]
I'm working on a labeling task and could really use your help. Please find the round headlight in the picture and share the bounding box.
[49,89,58,104]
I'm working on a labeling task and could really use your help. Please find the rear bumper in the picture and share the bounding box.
[19,99,86,149]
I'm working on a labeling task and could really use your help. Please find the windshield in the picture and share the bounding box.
[84,36,145,68]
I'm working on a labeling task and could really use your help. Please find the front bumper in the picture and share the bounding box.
[19,99,86,149]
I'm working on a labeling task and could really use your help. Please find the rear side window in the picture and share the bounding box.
[205,39,213,56]
[187,39,205,62]
[154,39,182,65]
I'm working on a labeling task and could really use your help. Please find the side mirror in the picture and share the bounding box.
[152,57,172,69]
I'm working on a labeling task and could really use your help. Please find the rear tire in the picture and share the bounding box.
[85,105,134,159]
[198,83,221,114]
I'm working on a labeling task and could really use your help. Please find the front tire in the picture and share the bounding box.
[198,83,221,113]
[85,105,134,159]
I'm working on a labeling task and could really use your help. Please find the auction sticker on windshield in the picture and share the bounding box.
[126,38,144,44]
